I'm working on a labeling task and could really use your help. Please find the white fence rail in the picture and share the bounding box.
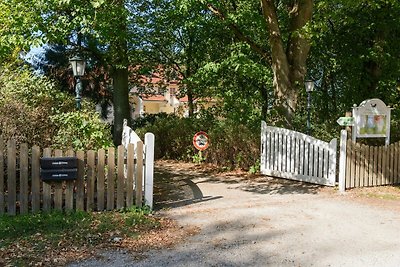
[261,121,337,186]
[122,119,155,209]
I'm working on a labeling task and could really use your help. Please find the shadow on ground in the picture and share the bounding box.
[153,161,327,210]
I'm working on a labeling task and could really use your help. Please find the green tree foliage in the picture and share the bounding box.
[0,66,112,150]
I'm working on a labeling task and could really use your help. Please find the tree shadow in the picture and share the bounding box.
[153,162,328,210]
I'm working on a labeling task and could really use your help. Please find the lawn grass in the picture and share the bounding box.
[0,207,161,266]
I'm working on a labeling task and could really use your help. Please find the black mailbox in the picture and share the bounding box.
[40,157,78,181]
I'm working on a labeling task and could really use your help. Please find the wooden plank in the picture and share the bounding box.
[65,150,75,211]
[136,141,144,207]
[277,133,282,172]
[354,143,360,188]
[304,141,309,176]
[350,142,357,188]
[7,140,17,215]
[367,145,373,187]
[372,146,378,186]
[0,138,4,214]
[282,134,287,173]
[389,144,394,185]
[294,138,299,174]
[345,140,352,189]
[126,144,135,208]
[31,146,41,212]
[382,146,388,185]
[42,148,52,211]
[54,149,63,211]
[97,149,105,211]
[290,136,295,173]
[20,143,29,214]
[117,145,125,209]
[328,139,337,186]
[318,146,323,179]
[87,150,96,211]
[308,143,314,177]
[107,147,115,210]
[313,145,319,179]
[359,145,365,187]
[362,145,368,187]
[299,140,305,175]
[377,146,383,186]
[76,151,85,211]
[270,132,275,170]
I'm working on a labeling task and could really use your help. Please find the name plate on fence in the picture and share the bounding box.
[40,157,78,181]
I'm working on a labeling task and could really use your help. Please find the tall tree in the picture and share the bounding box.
[206,0,314,125]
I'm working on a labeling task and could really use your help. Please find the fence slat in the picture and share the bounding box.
[354,144,361,188]
[313,145,318,178]
[367,145,373,187]
[126,143,135,208]
[107,147,115,210]
[76,151,85,211]
[97,149,105,211]
[87,150,96,211]
[20,143,29,214]
[304,141,309,176]
[31,146,41,212]
[294,138,299,175]
[358,145,365,188]
[346,140,352,189]
[318,147,323,179]
[0,138,4,215]
[144,133,155,209]
[282,134,287,172]
[299,140,305,175]
[362,145,368,187]
[389,144,394,185]
[377,146,383,186]
[117,145,125,209]
[136,141,144,207]
[7,140,17,215]
[42,148,52,211]
[65,150,75,211]
[54,150,63,211]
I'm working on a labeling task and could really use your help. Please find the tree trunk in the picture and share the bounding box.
[111,1,130,145]
[261,0,313,126]
[112,67,130,145]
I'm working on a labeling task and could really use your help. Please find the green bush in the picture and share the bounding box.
[135,114,259,170]
[0,66,112,150]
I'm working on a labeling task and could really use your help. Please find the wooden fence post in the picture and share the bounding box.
[107,147,115,210]
[65,150,75,211]
[54,150,63,211]
[144,133,155,209]
[42,148,52,211]
[117,145,125,209]
[338,130,347,192]
[97,149,105,211]
[87,150,96,211]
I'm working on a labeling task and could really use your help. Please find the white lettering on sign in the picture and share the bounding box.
[52,174,69,177]
[52,161,68,165]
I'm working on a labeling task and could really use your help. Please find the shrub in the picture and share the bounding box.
[0,66,112,150]
[135,114,259,170]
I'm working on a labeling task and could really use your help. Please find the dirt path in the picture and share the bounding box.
[69,161,400,267]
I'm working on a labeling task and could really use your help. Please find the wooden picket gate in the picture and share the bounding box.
[0,127,154,216]
[338,130,400,190]
[260,121,337,186]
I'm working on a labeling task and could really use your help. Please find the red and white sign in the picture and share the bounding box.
[193,131,209,151]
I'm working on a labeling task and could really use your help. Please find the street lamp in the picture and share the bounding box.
[69,55,86,110]
[305,80,315,135]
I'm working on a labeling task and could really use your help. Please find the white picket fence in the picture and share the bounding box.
[261,121,337,186]
[122,119,155,209]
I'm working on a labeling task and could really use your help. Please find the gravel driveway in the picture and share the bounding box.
[69,161,400,267]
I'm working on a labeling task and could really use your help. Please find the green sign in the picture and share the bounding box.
[337,117,354,126]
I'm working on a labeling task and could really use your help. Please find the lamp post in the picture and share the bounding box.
[305,80,315,135]
[69,55,86,110]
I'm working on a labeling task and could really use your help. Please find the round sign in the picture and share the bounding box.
[193,131,210,151]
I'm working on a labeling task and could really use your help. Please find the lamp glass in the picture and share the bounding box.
[305,80,314,92]
[70,56,86,77]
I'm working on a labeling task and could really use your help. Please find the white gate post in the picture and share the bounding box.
[338,130,347,192]
[328,138,337,186]
[261,121,267,174]
[144,133,155,209]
